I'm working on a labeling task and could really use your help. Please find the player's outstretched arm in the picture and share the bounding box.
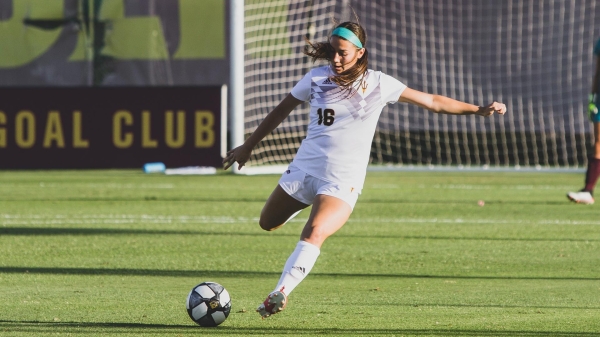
[223,94,303,170]
[399,87,507,117]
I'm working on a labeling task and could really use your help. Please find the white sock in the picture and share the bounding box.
[273,240,320,296]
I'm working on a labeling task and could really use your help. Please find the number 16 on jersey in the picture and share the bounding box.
[317,108,335,126]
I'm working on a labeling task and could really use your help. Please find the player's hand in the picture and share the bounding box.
[477,101,507,117]
[589,94,598,121]
[222,144,252,170]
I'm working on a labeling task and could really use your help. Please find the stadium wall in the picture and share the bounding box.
[0,0,228,169]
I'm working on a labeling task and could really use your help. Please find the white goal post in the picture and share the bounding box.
[230,0,599,175]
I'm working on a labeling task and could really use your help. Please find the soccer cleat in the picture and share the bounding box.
[567,191,594,205]
[256,290,287,318]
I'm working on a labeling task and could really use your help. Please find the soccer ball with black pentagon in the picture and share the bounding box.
[186,281,231,327]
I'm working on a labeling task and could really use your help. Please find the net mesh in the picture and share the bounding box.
[243,0,600,169]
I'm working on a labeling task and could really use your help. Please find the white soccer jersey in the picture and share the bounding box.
[290,65,407,190]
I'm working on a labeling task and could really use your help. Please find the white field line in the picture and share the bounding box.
[1,214,599,226]
[2,182,177,189]
[370,184,576,190]
[0,183,574,190]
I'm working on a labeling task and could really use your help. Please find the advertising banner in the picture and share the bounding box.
[0,86,226,169]
[0,1,229,169]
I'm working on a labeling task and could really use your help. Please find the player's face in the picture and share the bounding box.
[329,36,365,75]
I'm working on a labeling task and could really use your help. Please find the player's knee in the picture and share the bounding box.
[258,217,280,231]
[301,227,328,246]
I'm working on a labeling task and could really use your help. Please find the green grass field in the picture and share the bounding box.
[1,169,599,336]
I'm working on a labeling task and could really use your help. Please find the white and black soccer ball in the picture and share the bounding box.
[186,281,231,327]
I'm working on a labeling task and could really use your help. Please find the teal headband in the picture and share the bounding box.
[331,27,363,49]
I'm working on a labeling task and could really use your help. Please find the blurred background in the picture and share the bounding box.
[1,0,599,171]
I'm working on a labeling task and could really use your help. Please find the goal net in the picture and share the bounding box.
[241,0,599,173]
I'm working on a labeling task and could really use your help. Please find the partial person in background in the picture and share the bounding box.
[567,37,600,205]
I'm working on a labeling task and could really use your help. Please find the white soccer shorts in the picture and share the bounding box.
[278,165,361,209]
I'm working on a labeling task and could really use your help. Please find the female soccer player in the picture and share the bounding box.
[567,37,600,205]
[223,21,507,318]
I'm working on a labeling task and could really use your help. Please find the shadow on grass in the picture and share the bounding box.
[0,320,599,336]
[0,197,572,206]
[1,227,597,243]
[0,227,245,236]
[1,266,599,281]
[361,199,573,206]
[0,197,268,202]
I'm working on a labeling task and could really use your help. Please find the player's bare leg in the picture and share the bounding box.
[257,194,352,318]
[300,194,353,248]
[593,122,600,160]
[259,185,309,231]
[568,122,600,204]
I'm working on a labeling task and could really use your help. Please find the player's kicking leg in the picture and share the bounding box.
[257,193,353,318]
[256,185,307,318]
